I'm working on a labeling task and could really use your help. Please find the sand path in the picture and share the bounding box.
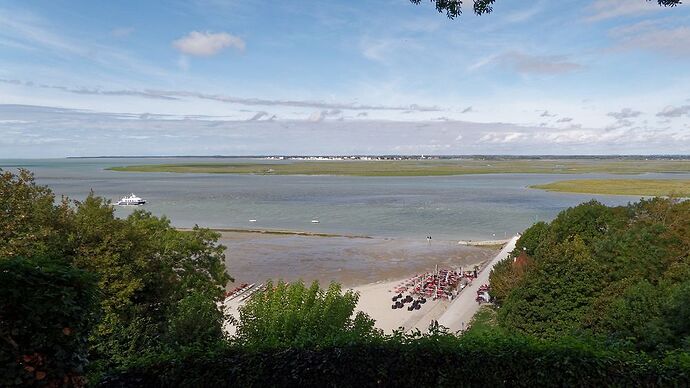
[436,235,518,331]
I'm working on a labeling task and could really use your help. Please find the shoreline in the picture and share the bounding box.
[205,227,509,336]
[178,227,372,239]
[224,239,512,335]
[179,226,510,245]
[214,230,501,291]
[457,238,511,247]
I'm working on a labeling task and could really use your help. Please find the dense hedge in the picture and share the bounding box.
[97,335,690,387]
[0,257,98,387]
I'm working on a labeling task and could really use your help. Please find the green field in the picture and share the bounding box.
[465,305,502,336]
[107,159,690,177]
[531,179,690,197]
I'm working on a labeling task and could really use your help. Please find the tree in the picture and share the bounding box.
[496,197,690,353]
[0,169,232,371]
[499,236,603,339]
[0,169,72,260]
[594,280,673,352]
[69,195,231,364]
[0,257,98,387]
[234,281,380,348]
[412,0,682,20]
[489,251,534,303]
[513,221,548,257]
[410,0,495,19]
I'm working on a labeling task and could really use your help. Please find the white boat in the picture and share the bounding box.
[311,219,320,224]
[115,193,146,206]
[249,219,257,223]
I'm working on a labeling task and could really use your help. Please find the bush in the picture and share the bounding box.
[96,334,690,387]
[0,257,99,387]
[234,281,379,348]
[1,169,232,370]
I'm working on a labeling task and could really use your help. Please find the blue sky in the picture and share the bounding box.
[1,0,689,157]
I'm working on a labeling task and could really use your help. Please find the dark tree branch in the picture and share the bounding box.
[412,0,682,20]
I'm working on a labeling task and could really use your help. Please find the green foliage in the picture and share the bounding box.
[0,169,72,260]
[499,237,603,338]
[411,0,681,20]
[514,221,548,257]
[167,291,225,348]
[488,253,533,304]
[545,200,621,247]
[0,169,232,375]
[95,333,690,387]
[465,305,502,336]
[0,257,98,387]
[496,197,690,353]
[489,222,544,303]
[235,280,379,348]
[666,281,690,351]
[597,280,673,351]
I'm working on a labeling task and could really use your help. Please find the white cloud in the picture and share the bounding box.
[610,20,690,58]
[657,105,690,118]
[607,108,642,119]
[308,109,342,122]
[3,104,689,157]
[474,52,583,75]
[0,8,171,78]
[478,132,527,144]
[172,31,245,56]
[585,0,659,22]
[503,2,544,24]
[605,119,634,130]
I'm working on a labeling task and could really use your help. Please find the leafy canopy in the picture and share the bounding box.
[0,257,98,387]
[0,168,232,374]
[412,0,682,20]
[234,280,380,348]
[491,197,690,353]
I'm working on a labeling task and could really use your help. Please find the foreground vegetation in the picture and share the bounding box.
[531,179,690,197]
[109,158,690,176]
[3,168,690,386]
[97,335,690,387]
[490,198,690,354]
[0,169,230,386]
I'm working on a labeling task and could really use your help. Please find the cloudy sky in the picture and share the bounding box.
[1,0,689,157]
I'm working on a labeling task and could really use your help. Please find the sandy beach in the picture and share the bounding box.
[221,230,505,335]
[353,277,452,333]
[224,273,461,336]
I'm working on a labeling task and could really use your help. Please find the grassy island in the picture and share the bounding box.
[108,159,690,177]
[531,179,690,197]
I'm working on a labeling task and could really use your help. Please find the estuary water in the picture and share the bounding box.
[2,157,686,241]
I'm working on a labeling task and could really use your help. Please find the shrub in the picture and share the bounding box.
[96,333,690,387]
[234,281,380,348]
[0,257,99,387]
